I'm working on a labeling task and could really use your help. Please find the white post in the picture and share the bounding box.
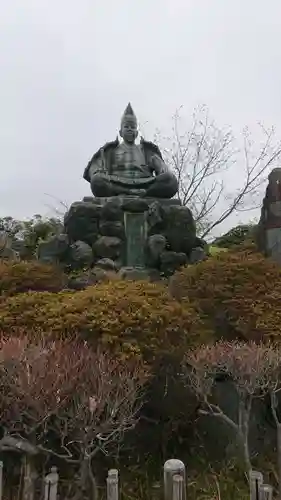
[164,459,186,500]
[0,461,3,500]
[44,467,59,500]
[172,474,184,500]
[107,469,118,500]
[249,470,263,500]
[259,484,273,500]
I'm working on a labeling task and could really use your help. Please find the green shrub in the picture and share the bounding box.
[212,224,257,249]
[169,249,281,342]
[0,279,209,361]
[0,260,66,296]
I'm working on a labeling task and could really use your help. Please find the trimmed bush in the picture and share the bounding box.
[169,249,281,342]
[212,224,257,249]
[0,260,66,296]
[0,280,208,361]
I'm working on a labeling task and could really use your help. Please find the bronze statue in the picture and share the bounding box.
[83,103,178,198]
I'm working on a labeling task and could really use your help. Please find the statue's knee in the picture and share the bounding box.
[90,174,109,196]
[169,174,179,192]
[157,172,178,195]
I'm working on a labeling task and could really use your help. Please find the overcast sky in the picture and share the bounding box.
[1,0,281,235]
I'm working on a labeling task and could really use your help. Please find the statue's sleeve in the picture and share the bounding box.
[151,152,169,175]
[88,156,105,178]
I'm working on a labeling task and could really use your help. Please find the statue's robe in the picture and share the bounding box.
[83,138,167,188]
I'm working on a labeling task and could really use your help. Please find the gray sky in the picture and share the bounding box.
[1,0,281,234]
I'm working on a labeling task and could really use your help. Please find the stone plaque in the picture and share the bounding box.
[124,212,147,267]
[266,227,281,264]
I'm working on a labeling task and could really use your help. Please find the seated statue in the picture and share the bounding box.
[83,103,178,198]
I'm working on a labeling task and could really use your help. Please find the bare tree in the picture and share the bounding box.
[0,337,148,500]
[48,353,148,500]
[0,336,83,500]
[182,341,280,477]
[268,362,281,500]
[156,105,281,238]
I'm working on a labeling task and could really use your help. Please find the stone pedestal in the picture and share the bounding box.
[62,195,205,276]
[118,267,151,281]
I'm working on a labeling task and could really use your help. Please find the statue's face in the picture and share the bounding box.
[120,117,138,144]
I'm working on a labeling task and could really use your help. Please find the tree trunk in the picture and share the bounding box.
[22,455,37,500]
[238,398,252,478]
[241,431,252,477]
[74,458,98,500]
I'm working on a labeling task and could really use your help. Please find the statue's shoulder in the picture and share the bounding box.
[83,138,119,181]
[140,138,163,159]
[90,138,119,162]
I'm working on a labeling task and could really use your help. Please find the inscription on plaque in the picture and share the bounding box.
[124,212,147,267]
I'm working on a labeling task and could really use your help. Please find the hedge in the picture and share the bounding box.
[0,260,66,296]
[0,280,209,361]
[169,249,281,342]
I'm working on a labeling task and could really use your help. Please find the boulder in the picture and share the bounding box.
[93,236,122,260]
[147,201,164,227]
[64,202,101,244]
[147,234,167,268]
[100,198,123,222]
[148,204,197,255]
[160,251,187,276]
[118,266,154,281]
[63,196,201,276]
[69,240,93,269]
[99,221,125,239]
[67,269,101,290]
[95,258,119,271]
[37,234,69,264]
[121,198,149,213]
[189,247,208,264]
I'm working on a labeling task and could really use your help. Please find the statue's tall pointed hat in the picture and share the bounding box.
[121,102,137,126]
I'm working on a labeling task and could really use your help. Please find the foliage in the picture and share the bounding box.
[182,341,281,475]
[212,224,257,249]
[209,245,228,255]
[118,455,250,500]
[156,105,281,237]
[0,262,210,453]
[0,280,207,362]
[169,249,281,342]
[0,215,63,258]
[0,260,66,296]
[0,336,147,500]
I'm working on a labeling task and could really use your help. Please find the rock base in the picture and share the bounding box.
[38,195,207,277]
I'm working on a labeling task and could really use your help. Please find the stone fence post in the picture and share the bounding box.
[259,484,273,500]
[249,470,273,500]
[44,466,59,500]
[106,469,119,500]
[250,470,263,500]
[163,459,186,500]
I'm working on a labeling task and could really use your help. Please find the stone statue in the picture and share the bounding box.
[257,168,281,262]
[83,103,178,198]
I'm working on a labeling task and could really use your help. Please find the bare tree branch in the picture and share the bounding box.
[182,341,281,475]
[156,106,281,238]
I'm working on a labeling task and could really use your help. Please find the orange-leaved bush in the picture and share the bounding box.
[0,280,208,361]
[169,249,281,343]
[0,260,66,296]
